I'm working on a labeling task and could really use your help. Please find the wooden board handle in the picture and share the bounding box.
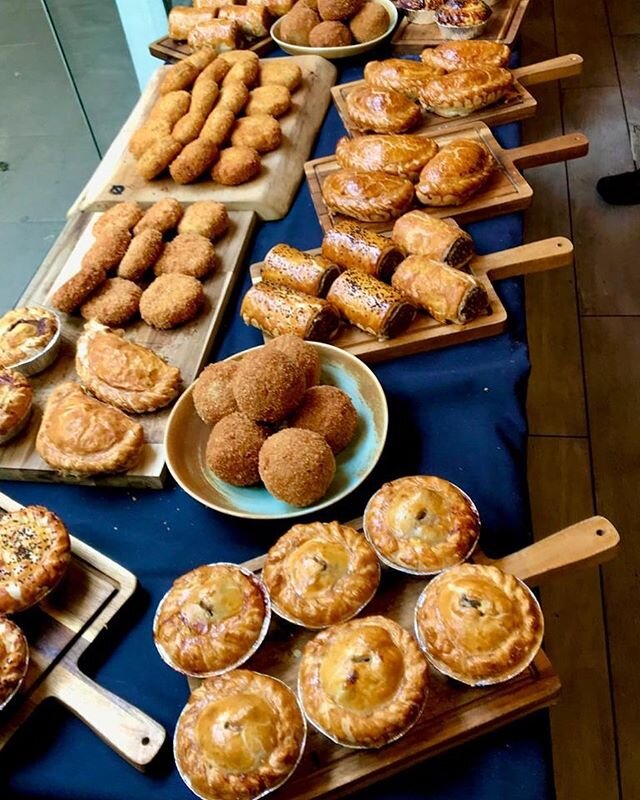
[512,54,583,87]
[473,236,573,281]
[507,132,589,170]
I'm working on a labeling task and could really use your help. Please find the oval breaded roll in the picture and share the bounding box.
[336,134,438,181]
[263,244,341,297]
[391,211,474,267]
[321,220,405,281]
[364,58,445,101]
[322,169,414,223]
[345,86,422,134]
[416,139,496,206]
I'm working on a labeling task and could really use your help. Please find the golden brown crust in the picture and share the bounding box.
[172,111,208,147]
[118,229,164,280]
[364,59,445,101]
[0,618,28,707]
[0,307,58,368]
[154,233,217,279]
[190,74,221,118]
[259,61,303,91]
[233,347,306,423]
[288,385,358,453]
[201,106,237,146]
[230,114,282,154]
[322,169,414,223]
[416,139,496,206]
[206,412,269,486]
[420,67,513,118]
[148,90,192,125]
[133,198,183,235]
[136,136,183,181]
[82,228,132,272]
[264,335,321,388]
[321,220,405,280]
[212,146,261,185]
[335,134,439,181]
[263,244,341,297]
[178,201,229,240]
[79,278,142,327]
[0,369,32,441]
[421,40,511,71]
[435,0,491,27]
[168,6,217,40]
[246,85,292,118]
[218,49,261,66]
[349,1,390,42]
[159,60,200,95]
[317,0,364,19]
[218,5,270,38]
[93,202,144,236]
[308,21,353,47]
[193,361,239,425]
[51,265,108,314]
[140,274,204,329]
[222,58,260,88]
[187,19,240,52]
[345,86,421,134]
[391,211,474,267]
[279,6,320,46]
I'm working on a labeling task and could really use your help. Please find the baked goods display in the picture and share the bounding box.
[0,617,29,709]
[276,0,391,49]
[0,306,60,375]
[0,369,33,445]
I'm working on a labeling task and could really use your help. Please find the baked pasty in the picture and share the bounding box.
[322,170,415,223]
[298,615,428,748]
[416,139,496,206]
[364,476,479,573]
[0,369,32,444]
[0,505,71,614]
[262,522,380,628]
[0,306,59,371]
[36,383,144,475]
[154,564,270,676]
[391,211,475,267]
[336,135,439,181]
[419,67,513,118]
[421,40,511,71]
[321,220,405,281]
[345,86,422,134]
[415,563,544,685]
[76,322,181,414]
[0,618,28,708]
[364,59,445,101]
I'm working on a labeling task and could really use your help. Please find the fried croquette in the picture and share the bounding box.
[265,334,320,389]
[258,428,336,506]
[279,6,320,45]
[259,61,303,91]
[219,49,260,65]
[245,85,292,118]
[206,412,268,486]
[211,146,261,185]
[51,265,107,314]
[190,77,220,117]
[172,111,207,146]
[222,58,259,88]
[309,20,353,46]
[185,47,218,70]
[153,233,217,279]
[288,385,357,453]
[118,229,164,280]
[193,361,239,425]
[233,348,305,423]
[129,118,173,159]
[200,106,236,145]
[148,91,192,124]
[133,198,183,235]
[178,201,229,240]
[230,114,282,153]
[198,56,232,84]
[317,0,363,19]
[217,81,250,114]
[136,136,183,180]
[93,202,143,237]
[159,60,200,95]
[349,1,390,42]
[169,138,219,184]
[82,228,132,272]
[79,278,142,326]
[139,274,204,329]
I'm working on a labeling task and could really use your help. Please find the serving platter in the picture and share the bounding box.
[332,54,584,138]
[149,34,274,63]
[305,121,589,233]
[0,491,165,769]
[70,57,337,222]
[0,208,256,489]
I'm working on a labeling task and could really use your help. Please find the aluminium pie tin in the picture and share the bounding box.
[8,308,62,377]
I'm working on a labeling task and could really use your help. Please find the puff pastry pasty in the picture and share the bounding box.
[421,40,511,71]
[364,59,445,101]
[416,139,496,206]
[76,322,181,414]
[419,67,513,117]
[0,618,28,708]
[175,670,306,800]
[322,169,415,223]
[336,134,439,181]
[298,615,428,748]
[345,86,422,134]
[391,211,475,267]
[0,369,32,444]
[321,220,405,281]
[36,382,144,475]
[415,563,544,685]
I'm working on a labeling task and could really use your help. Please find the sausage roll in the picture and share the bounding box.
[218,5,271,38]
[241,282,342,340]
[262,244,341,297]
[416,139,496,206]
[421,40,511,71]
[336,134,438,181]
[391,211,474,267]
[364,58,445,101]
[321,220,405,281]
[345,86,422,134]
[322,170,415,223]
[168,7,217,40]
[391,256,488,323]
[419,67,513,118]
[187,19,241,52]
[326,270,416,339]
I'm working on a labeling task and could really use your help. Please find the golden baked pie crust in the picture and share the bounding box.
[422,40,511,71]
[364,59,445,101]
[420,67,514,118]
[416,139,496,206]
[0,617,28,707]
[0,369,32,438]
[345,86,422,134]
[0,307,58,369]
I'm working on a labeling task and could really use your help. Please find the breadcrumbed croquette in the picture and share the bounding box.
[139,274,204,329]
[265,334,320,389]
[279,7,320,46]
[185,47,218,70]
[217,81,249,114]
[222,59,259,88]
[93,202,143,237]
[200,106,236,145]
[178,201,229,240]
[136,136,183,180]
[169,138,219,184]
[190,77,220,117]
[51,264,107,313]
[219,49,260,66]
[129,118,173,159]
[317,0,364,20]
[259,61,302,91]
[258,428,336,506]
[193,361,239,425]
[206,412,268,486]
[118,229,164,280]
[308,21,353,47]
[153,233,217,278]
[211,146,261,185]
[349,1,390,42]
[233,348,305,423]
[230,114,282,154]
[79,278,142,326]
[245,85,291,118]
[148,91,192,125]
[172,111,207,146]
[134,198,183,235]
[198,56,231,84]
[288,385,358,453]
[159,60,200,95]
[82,228,132,272]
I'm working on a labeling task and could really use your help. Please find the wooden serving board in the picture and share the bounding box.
[71,57,337,222]
[0,491,166,769]
[188,515,619,800]
[332,55,584,138]
[305,121,589,234]
[149,34,274,63]
[249,236,573,363]
[391,0,531,54]
[0,209,256,489]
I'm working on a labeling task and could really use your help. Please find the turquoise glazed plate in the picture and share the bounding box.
[164,342,388,519]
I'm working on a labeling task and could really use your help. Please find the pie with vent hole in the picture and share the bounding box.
[0,617,29,707]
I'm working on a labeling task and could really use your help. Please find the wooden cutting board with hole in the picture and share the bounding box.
[148,34,274,64]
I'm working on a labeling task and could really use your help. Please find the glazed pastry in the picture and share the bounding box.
[218,5,270,38]
[36,383,144,475]
[262,521,381,628]
[364,59,445,101]
[76,322,181,414]
[241,282,341,341]
[168,6,217,40]
[0,307,59,370]
[187,19,240,52]
[391,211,474,267]
[435,0,492,39]
[345,86,422,134]
[0,618,28,708]
[262,245,341,297]
[298,615,428,748]
[395,0,443,24]
[421,39,511,70]
[363,475,480,574]
[416,139,496,206]
[415,563,544,685]
[335,134,439,181]
[154,564,270,676]
[175,670,306,800]
[326,270,416,339]
[321,170,414,223]
[0,369,32,445]
[0,505,71,614]
[419,67,513,117]
[321,220,405,280]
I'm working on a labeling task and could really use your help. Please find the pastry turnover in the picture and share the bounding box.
[175,670,306,800]
[336,134,439,181]
[391,211,475,267]
[0,505,71,614]
[345,86,422,134]
[0,306,58,369]
[321,220,405,281]
[322,170,415,223]
[298,615,428,748]
[262,521,380,628]
[0,618,28,708]
[416,139,496,206]
[76,322,181,414]
[419,67,514,118]
[154,564,270,676]
[364,476,480,574]
[364,59,445,101]
[0,369,32,444]
[36,383,144,475]
[415,563,544,685]
[421,40,511,71]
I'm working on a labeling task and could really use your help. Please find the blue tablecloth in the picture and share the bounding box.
[0,55,554,800]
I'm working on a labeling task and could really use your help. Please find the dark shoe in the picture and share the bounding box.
[597,169,640,205]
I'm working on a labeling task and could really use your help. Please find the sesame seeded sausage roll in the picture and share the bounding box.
[321,221,405,281]
[391,211,475,268]
[262,244,341,297]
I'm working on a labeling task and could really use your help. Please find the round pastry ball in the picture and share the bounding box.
[309,20,353,46]
[206,412,269,486]
[233,348,306,423]
[279,6,321,45]
[317,0,364,20]
[265,334,320,389]
[349,1,390,42]
[139,274,204,329]
[288,385,358,453]
[259,428,336,506]
[192,361,239,426]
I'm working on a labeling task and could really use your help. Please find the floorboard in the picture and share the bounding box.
[613,34,640,163]
[554,0,619,87]
[605,0,640,36]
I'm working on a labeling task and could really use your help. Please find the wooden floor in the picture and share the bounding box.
[521,0,640,797]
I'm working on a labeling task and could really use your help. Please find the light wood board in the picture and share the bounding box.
[0,491,166,770]
[71,57,337,221]
[148,34,274,64]
[0,209,256,489]
[249,236,574,363]
[305,121,589,233]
